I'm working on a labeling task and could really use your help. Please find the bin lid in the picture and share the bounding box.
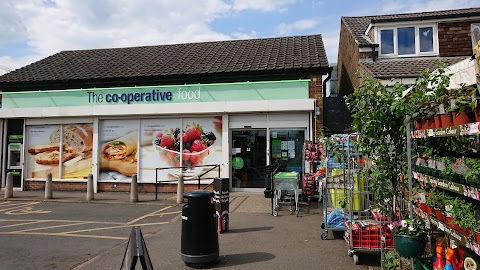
[184,190,214,199]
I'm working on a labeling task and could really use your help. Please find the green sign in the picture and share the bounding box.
[232,157,244,170]
[1,80,309,108]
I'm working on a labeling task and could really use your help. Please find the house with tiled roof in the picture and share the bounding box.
[0,35,331,193]
[337,7,480,96]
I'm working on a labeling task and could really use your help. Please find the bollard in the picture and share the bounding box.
[177,174,184,204]
[130,174,138,203]
[45,173,53,200]
[86,174,94,201]
[4,172,13,199]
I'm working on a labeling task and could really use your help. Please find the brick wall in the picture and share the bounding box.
[337,20,362,96]
[309,74,323,136]
[438,20,476,57]
[25,180,213,193]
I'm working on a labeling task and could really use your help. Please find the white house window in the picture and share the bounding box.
[378,25,436,57]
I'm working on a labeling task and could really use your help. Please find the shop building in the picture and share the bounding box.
[0,34,330,192]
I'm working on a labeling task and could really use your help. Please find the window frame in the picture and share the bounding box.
[376,23,438,58]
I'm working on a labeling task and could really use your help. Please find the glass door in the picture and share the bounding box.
[270,129,305,172]
[231,129,267,188]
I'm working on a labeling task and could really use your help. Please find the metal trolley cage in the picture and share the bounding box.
[342,133,394,267]
[320,134,349,240]
[272,172,300,217]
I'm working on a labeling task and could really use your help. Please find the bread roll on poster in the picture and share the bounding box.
[50,124,93,153]
[101,130,138,160]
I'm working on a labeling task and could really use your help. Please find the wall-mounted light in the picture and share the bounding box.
[315,106,321,116]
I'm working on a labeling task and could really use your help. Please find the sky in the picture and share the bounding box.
[1,0,480,75]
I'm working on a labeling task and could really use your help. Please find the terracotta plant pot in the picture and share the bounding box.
[434,115,442,128]
[445,216,454,228]
[435,209,445,222]
[415,120,422,130]
[418,203,428,212]
[476,107,480,123]
[477,231,480,245]
[452,111,472,126]
[440,114,453,127]
[427,205,435,216]
[426,117,435,129]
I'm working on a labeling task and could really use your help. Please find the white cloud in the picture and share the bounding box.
[276,19,319,36]
[0,1,28,45]
[232,0,297,11]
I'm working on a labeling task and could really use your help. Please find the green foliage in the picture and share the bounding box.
[345,74,407,218]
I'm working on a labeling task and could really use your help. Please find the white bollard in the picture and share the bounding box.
[45,173,53,200]
[86,174,94,201]
[4,172,13,199]
[177,174,184,204]
[130,174,138,203]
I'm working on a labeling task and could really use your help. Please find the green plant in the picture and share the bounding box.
[464,158,480,187]
[388,216,429,238]
[385,250,412,270]
[451,200,477,236]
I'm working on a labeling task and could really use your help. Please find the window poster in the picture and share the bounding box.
[139,116,223,183]
[61,124,93,179]
[139,118,180,183]
[26,125,61,179]
[26,124,93,180]
[99,120,139,181]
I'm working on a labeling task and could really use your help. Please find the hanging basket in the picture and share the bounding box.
[394,235,426,258]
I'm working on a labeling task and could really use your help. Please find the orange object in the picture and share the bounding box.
[433,243,445,270]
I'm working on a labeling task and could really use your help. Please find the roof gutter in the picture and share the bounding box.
[322,66,334,97]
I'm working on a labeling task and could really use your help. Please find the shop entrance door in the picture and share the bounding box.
[231,129,267,189]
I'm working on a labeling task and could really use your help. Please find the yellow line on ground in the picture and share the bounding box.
[0,219,124,225]
[149,210,182,217]
[127,206,173,225]
[0,202,39,212]
[62,221,169,234]
[2,231,128,240]
[0,220,46,228]
[11,222,91,233]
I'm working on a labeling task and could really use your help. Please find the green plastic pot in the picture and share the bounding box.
[394,235,426,258]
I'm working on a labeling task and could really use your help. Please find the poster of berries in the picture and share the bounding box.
[99,120,139,181]
[139,116,222,183]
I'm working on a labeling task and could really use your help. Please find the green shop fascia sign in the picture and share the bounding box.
[1,80,309,108]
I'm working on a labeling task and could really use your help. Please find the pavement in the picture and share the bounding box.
[0,189,382,270]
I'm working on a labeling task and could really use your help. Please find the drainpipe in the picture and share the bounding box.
[322,67,333,98]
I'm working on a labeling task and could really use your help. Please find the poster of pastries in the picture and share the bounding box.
[139,116,222,183]
[99,120,138,181]
[26,124,93,179]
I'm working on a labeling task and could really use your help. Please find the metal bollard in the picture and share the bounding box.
[4,172,13,199]
[130,174,138,203]
[86,174,94,201]
[177,174,184,204]
[45,173,53,200]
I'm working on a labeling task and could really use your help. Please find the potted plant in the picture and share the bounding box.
[389,216,428,258]
[464,158,480,188]
[450,84,476,126]
[451,201,476,237]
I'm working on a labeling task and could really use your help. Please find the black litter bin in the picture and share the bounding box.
[181,190,219,266]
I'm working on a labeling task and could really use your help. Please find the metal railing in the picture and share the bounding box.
[154,164,220,200]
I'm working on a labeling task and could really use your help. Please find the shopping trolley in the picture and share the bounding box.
[272,172,300,217]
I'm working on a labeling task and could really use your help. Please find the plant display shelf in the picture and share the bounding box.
[414,206,480,257]
[411,122,480,139]
[413,171,480,201]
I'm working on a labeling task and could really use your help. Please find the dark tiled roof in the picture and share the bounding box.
[0,35,329,85]
[342,8,480,46]
[360,56,467,78]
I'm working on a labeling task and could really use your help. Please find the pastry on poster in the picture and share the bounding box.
[153,123,217,178]
[27,124,93,179]
[100,130,138,176]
